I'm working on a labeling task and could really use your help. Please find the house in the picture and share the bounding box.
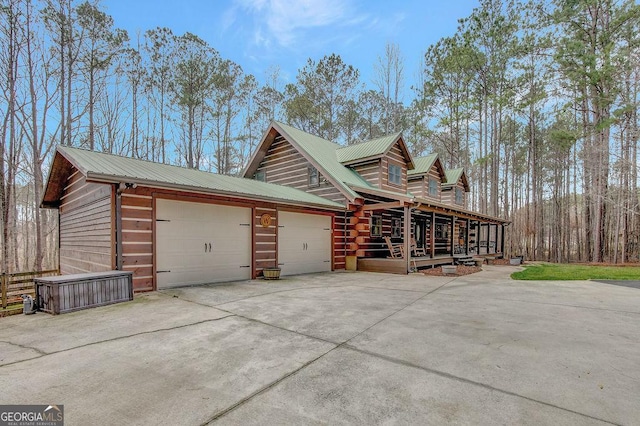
[244,121,508,274]
[41,122,507,292]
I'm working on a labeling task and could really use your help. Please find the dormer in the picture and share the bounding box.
[441,168,470,208]
[407,154,447,201]
[336,133,414,194]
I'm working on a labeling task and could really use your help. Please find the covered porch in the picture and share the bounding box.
[349,191,508,274]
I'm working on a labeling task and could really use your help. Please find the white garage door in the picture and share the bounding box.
[156,199,251,288]
[278,211,332,276]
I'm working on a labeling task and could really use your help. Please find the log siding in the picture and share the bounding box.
[408,167,442,202]
[380,143,408,193]
[442,181,467,208]
[255,135,347,205]
[353,160,381,187]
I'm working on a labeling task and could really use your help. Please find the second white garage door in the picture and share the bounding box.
[156,199,251,288]
[278,211,332,276]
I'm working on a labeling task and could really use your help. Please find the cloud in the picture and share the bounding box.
[230,0,363,49]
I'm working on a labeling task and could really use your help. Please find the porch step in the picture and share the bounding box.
[454,256,474,265]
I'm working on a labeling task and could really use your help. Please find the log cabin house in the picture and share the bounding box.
[244,121,508,274]
[41,121,507,292]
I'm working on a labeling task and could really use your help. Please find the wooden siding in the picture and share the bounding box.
[254,205,277,274]
[255,135,347,205]
[408,166,442,201]
[120,188,154,291]
[352,160,381,188]
[380,143,408,193]
[442,180,467,208]
[407,178,424,198]
[333,212,349,269]
[59,173,113,275]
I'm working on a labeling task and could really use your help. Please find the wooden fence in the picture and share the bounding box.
[1,269,59,316]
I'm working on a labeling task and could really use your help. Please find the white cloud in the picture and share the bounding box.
[231,0,363,48]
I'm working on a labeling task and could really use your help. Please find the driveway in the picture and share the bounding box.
[1,266,638,425]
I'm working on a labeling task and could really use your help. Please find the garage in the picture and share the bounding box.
[278,211,332,276]
[156,199,252,288]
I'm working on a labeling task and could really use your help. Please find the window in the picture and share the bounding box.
[391,218,402,238]
[388,163,401,186]
[428,179,438,197]
[308,166,319,186]
[370,215,382,237]
[435,223,449,240]
[455,188,464,205]
[253,170,265,182]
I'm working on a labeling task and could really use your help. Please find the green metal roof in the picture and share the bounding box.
[53,146,344,210]
[408,154,438,177]
[335,133,402,164]
[274,122,371,200]
[443,168,465,187]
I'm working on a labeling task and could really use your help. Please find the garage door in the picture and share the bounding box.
[156,199,251,288]
[278,211,332,276]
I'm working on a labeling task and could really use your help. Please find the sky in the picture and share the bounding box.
[102,0,481,98]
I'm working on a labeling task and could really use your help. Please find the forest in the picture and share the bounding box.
[1,0,639,273]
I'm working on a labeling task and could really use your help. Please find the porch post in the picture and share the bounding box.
[450,216,456,256]
[404,204,411,273]
[430,212,436,258]
[500,224,506,255]
[465,219,470,255]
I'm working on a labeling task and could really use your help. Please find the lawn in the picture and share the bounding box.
[511,263,640,281]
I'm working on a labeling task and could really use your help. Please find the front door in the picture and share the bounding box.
[414,217,428,250]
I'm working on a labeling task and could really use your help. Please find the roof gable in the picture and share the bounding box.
[42,146,345,210]
[408,154,446,180]
[336,133,414,168]
[443,168,470,191]
[243,122,372,202]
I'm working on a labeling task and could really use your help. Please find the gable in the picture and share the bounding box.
[408,154,446,182]
[336,133,414,169]
[249,133,348,205]
[243,122,371,203]
[42,151,78,208]
[443,168,470,192]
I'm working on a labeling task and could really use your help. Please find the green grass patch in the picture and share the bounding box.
[511,263,640,281]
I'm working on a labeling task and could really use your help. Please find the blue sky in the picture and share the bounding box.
[103,0,480,98]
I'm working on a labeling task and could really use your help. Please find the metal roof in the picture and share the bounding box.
[335,133,402,164]
[408,154,438,176]
[48,146,345,210]
[443,168,465,187]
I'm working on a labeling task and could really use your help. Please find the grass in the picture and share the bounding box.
[511,263,640,281]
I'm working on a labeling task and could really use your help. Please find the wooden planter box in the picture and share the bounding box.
[262,268,281,280]
[36,271,133,314]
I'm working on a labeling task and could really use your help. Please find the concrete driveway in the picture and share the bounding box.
[1,266,638,425]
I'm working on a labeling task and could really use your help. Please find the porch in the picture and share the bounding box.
[357,253,503,274]
[346,193,507,275]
